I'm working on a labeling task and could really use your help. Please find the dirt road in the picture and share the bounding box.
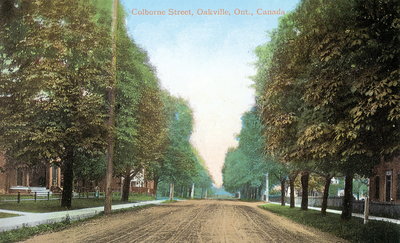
[24,200,346,243]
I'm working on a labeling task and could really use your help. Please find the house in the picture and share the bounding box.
[0,153,154,194]
[0,153,62,194]
[0,152,155,195]
[119,169,155,195]
[370,156,400,204]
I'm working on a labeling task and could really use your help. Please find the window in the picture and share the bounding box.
[375,176,380,199]
[385,171,392,202]
[397,174,400,200]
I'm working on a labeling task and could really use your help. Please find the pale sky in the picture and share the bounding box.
[121,0,300,186]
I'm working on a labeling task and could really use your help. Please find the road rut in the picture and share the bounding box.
[23,200,346,243]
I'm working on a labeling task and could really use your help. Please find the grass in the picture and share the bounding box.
[112,193,155,202]
[0,204,157,243]
[260,204,400,243]
[162,200,177,203]
[0,193,155,213]
[239,198,262,202]
[0,213,18,218]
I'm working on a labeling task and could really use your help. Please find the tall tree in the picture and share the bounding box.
[104,0,118,215]
[254,0,399,219]
[0,0,111,208]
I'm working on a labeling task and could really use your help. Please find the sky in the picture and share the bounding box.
[121,0,300,187]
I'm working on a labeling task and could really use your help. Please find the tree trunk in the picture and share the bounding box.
[289,176,296,208]
[169,183,172,200]
[61,148,74,208]
[169,183,174,200]
[300,171,309,210]
[104,0,119,216]
[121,171,131,202]
[280,179,286,206]
[341,174,353,220]
[321,175,332,215]
[153,177,159,199]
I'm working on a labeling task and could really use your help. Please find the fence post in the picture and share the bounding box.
[364,196,369,224]
[364,178,370,224]
[17,192,20,203]
[34,192,37,202]
[47,191,50,201]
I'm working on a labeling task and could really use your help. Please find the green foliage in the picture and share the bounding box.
[222,109,285,199]
[153,94,213,196]
[0,221,71,243]
[0,0,113,207]
[112,5,167,186]
[260,204,400,243]
[0,0,110,159]
[0,0,211,205]
[158,95,196,183]
[254,0,400,179]
[0,212,18,218]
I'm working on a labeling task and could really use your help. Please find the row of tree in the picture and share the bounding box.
[223,109,282,200]
[224,0,399,220]
[0,0,212,208]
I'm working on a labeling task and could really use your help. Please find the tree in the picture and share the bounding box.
[154,95,198,198]
[0,0,111,208]
[222,109,285,201]
[254,0,399,219]
[106,5,168,202]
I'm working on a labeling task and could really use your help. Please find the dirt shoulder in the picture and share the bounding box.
[23,200,347,243]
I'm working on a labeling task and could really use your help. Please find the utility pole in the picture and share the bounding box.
[265,173,269,202]
[104,0,118,215]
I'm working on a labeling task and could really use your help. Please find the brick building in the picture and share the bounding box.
[0,153,62,194]
[0,153,155,195]
[370,156,400,204]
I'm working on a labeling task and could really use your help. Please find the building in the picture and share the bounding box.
[0,153,62,194]
[370,156,400,204]
[119,169,155,195]
[0,153,155,195]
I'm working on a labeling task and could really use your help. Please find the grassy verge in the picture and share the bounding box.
[0,193,155,213]
[239,199,262,202]
[0,198,122,213]
[112,193,155,202]
[0,204,157,243]
[162,200,177,203]
[260,204,400,243]
[0,213,18,218]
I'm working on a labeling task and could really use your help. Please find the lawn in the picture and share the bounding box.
[260,204,400,243]
[0,193,155,213]
[0,204,157,243]
[0,212,18,218]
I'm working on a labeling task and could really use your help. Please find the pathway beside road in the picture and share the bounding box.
[0,200,164,232]
[269,202,400,225]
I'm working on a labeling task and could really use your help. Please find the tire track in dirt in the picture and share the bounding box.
[23,200,347,243]
[234,205,276,242]
[85,204,194,243]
